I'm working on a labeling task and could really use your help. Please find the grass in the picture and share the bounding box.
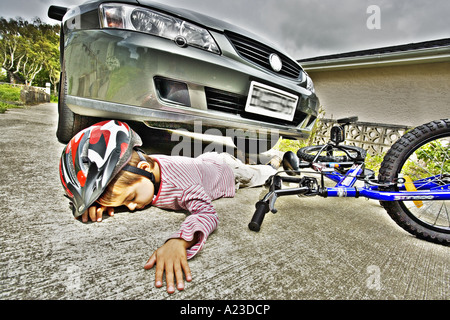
[0,84,24,113]
[0,101,20,113]
[274,138,309,153]
[0,84,21,101]
[364,152,385,175]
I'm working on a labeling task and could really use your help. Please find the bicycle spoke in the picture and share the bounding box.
[442,201,450,227]
[402,138,450,189]
[439,144,450,178]
[399,137,450,229]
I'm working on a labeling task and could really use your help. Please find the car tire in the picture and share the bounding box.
[56,65,98,143]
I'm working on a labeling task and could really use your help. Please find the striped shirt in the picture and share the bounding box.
[151,154,236,259]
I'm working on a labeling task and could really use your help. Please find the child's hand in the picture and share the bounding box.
[80,205,114,222]
[144,238,195,294]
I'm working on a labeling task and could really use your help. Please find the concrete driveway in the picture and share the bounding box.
[0,103,448,302]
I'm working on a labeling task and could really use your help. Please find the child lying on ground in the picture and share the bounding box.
[59,120,284,294]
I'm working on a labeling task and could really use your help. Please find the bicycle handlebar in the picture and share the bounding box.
[248,175,313,232]
[248,201,270,232]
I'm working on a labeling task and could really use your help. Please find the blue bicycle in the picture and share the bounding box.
[249,118,450,245]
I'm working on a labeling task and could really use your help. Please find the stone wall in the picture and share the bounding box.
[20,86,50,105]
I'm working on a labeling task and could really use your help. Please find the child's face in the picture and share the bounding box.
[118,176,155,211]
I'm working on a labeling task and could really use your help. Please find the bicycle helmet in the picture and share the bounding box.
[59,120,154,217]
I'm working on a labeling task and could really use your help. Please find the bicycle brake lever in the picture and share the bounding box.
[269,193,278,213]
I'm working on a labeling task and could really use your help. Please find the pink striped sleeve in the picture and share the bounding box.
[168,185,219,259]
[169,212,219,259]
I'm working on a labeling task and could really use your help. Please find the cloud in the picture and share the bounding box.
[162,0,450,58]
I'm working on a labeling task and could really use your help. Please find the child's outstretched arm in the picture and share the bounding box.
[145,185,220,293]
[143,209,217,294]
[143,236,197,294]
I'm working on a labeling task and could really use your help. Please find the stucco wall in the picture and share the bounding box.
[307,61,450,127]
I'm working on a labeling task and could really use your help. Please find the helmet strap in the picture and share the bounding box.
[122,149,156,184]
[122,164,156,184]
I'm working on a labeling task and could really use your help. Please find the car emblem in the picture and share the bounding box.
[269,53,282,72]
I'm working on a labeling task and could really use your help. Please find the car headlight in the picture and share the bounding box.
[99,3,220,54]
[306,73,315,94]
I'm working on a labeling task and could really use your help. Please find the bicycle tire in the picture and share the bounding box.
[297,145,366,163]
[378,119,450,245]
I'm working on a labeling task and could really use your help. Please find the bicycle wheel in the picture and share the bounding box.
[297,144,366,163]
[378,119,450,245]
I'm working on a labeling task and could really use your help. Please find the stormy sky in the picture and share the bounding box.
[1,0,449,59]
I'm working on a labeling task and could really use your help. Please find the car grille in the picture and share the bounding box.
[205,87,306,126]
[205,88,246,115]
[225,31,302,80]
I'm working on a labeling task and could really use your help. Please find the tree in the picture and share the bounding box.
[43,23,61,94]
[0,17,23,83]
[0,17,60,88]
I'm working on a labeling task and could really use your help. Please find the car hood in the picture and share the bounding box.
[136,0,286,54]
[73,0,296,60]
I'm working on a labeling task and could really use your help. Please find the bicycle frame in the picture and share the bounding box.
[255,162,450,221]
[323,163,450,201]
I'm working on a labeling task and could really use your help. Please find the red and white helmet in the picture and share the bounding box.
[59,120,142,217]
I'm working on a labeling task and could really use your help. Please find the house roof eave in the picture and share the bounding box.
[299,39,450,72]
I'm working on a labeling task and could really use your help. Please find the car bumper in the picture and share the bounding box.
[64,29,319,139]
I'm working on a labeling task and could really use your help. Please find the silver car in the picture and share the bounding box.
[49,0,319,154]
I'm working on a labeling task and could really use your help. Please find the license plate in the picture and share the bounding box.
[245,81,298,122]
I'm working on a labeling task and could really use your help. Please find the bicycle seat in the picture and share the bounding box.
[282,151,300,176]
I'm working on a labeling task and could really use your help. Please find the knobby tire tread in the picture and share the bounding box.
[378,119,450,245]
